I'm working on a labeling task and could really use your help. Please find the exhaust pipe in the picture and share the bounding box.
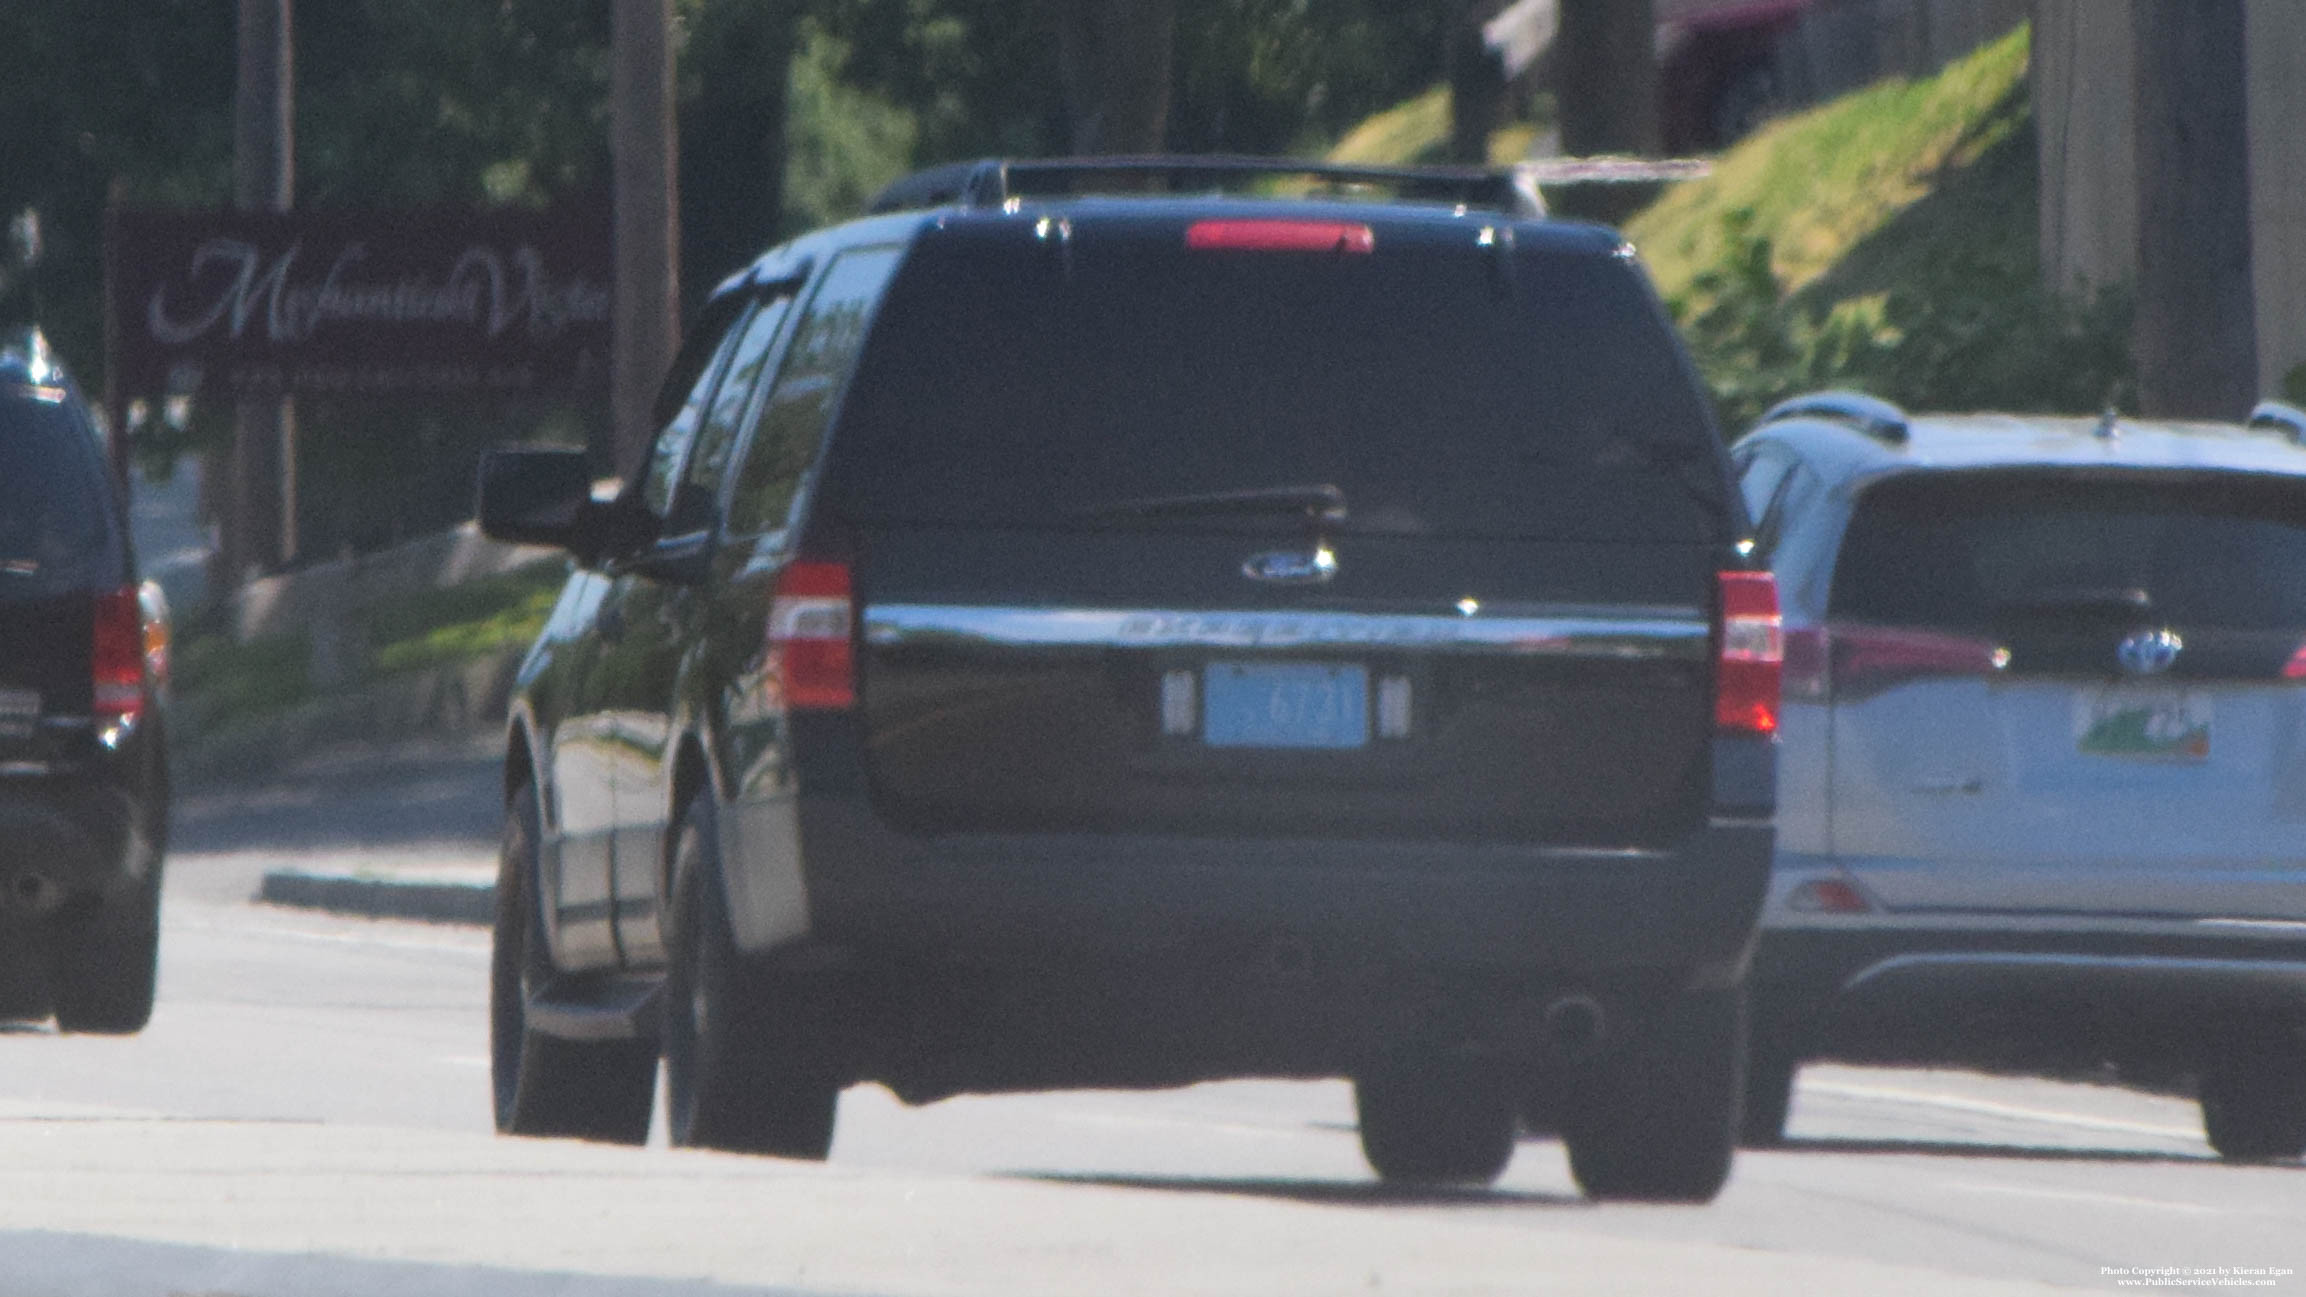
[2,871,63,915]
[1541,994,1607,1059]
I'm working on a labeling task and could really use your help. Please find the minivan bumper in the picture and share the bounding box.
[1754,920,2306,1068]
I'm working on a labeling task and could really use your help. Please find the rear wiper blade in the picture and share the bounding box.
[1995,586,2154,616]
[1070,483,1348,523]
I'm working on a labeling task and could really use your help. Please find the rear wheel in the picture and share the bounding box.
[51,861,161,1035]
[2200,1034,2306,1162]
[1560,986,1745,1202]
[1355,1055,1517,1187]
[490,784,656,1143]
[664,793,839,1159]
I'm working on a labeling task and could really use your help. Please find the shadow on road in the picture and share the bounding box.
[1014,1171,1585,1208]
[1768,1136,2250,1168]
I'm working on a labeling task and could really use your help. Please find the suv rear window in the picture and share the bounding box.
[1833,471,2306,632]
[822,221,1725,542]
[0,393,124,598]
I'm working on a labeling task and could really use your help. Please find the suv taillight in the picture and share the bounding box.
[1716,571,1783,735]
[92,586,151,722]
[767,560,855,711]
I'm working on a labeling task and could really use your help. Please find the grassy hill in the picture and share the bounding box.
[1328,25,2132,433]
[1627,24,2130,431]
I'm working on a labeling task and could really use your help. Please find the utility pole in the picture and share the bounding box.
[2132,0,2256,418]
[1050,0,1177,155]
[1553,0,1660,224]
[229,0,295,580]
[612,0,680,478]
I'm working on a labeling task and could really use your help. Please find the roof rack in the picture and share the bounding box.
[867,155,1548,219]
[2248,399,2306,444]
[1757,390,1910,444]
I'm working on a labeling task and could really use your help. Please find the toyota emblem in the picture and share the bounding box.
[2115,627,2183,676]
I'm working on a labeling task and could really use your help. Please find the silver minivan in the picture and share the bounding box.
[1732,392,2306,1161]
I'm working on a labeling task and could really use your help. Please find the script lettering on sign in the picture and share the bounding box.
[109,206,613,399]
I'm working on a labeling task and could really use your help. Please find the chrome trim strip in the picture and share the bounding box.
[862,604,1710,660]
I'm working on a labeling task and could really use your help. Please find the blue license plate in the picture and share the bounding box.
[1202,662,1369,749]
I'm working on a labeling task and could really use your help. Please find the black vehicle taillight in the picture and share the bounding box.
[767,560,855,711]
[1715,571,1783,736]
[1184,219,1375,254]
[92,586,147,722]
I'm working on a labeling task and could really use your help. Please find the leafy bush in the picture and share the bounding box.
[1675,207,2133,432]
[173,629,311,721]
[366,561,568,676]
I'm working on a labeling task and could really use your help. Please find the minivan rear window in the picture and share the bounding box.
[0,394,124,598]
[822,222,1725,541]
[1833,471,2306,632]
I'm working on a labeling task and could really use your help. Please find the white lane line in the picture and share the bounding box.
[1801,1079,2204,1143]
[1939,1181,2220,1216]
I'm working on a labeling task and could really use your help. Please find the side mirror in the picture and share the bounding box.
[476,448,594,549]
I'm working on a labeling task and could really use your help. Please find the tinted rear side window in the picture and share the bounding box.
[0,394,124,598]
[823,220,1725,541]
[1833,472,2306,631]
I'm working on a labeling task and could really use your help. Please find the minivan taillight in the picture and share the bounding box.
[1716,571,1783,735]
[1784,623,2007,702]
[92,587,148,722]
[767,560,855,711]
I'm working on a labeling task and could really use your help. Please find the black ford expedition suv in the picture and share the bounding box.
[479,158,1777,1202]
[0,328,170,1034]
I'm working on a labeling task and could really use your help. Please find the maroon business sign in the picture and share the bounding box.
[107,206,611,399]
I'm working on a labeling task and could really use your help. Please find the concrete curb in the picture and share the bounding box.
[257,868,494,926]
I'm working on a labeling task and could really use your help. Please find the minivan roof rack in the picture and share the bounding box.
[1758,390,1910,444]
[868,155,1549,219]
[2248,399,2306,444]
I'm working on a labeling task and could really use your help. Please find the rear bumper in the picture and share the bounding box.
[793,794,1773,987]
[1753,921,2306,1067]
[0,714,163,911]
[0,777,149,908]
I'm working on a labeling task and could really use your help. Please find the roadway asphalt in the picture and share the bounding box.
[0,742,2297,1294]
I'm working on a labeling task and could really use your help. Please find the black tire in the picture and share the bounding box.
[490,783,656,1144]
[51,860,161,1035]
[664,793,839,1159]
[1739,1037,1798,1149]
[1560,986,1745,1203]
[2200,1035,2306,1162]
[1355,1055,1518,1187]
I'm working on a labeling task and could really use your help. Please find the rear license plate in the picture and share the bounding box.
[2074,687,2210,761]
[1202,661,1369,749]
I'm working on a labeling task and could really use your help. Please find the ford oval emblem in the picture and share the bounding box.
[2116,627,2183,676]
[1242,545,1338,585]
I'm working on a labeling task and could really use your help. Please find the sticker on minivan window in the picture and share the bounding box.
[2073,688,2210,761]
